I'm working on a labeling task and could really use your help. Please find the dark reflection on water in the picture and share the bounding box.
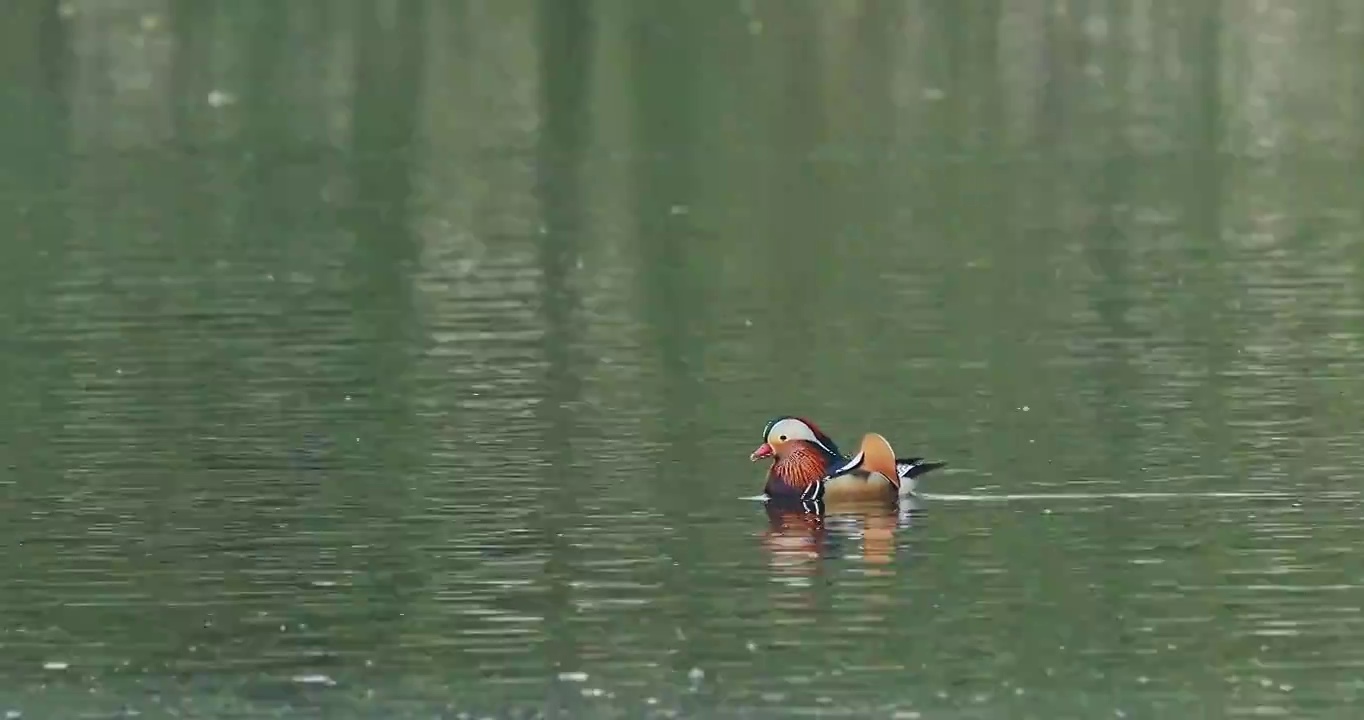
[3,1,1364,718]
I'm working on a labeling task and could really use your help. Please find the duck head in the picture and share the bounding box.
[750,416,841,464]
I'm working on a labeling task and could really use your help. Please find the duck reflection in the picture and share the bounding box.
[760,497,920,575]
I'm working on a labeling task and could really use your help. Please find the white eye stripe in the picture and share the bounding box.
[767,418,837,456]
[806,438,837,456]
[768,418,816,442]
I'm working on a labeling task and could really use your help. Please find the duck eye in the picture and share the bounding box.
[779,435,787,441]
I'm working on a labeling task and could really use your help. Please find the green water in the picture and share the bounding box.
[4,1,1364,718]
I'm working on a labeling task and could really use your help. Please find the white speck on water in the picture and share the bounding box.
[292,674,336,686]
[207,90,236,108]
[557,671,588,682]
[892,712,922,720]
[1021,405,1030,412]
[6,710,23,719]
[42,661,68,670]
[746,641,757,651]
[669,204,689,215]
[688,667,705,683]
[923,87,946,101]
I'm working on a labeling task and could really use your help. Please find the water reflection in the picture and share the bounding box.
[761,499,918,576]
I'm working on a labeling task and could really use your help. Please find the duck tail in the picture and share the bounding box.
[895,457,945,479]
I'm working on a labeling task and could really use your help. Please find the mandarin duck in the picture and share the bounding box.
[749,416,943,504]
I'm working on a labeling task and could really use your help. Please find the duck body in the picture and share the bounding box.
[750,416,944,505]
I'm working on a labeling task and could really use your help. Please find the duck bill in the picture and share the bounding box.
[749,443,774,461]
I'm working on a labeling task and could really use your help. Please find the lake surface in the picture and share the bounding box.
[3,2,1364,718]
